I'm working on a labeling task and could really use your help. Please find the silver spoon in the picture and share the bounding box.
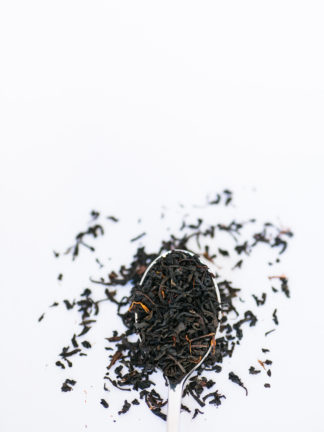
[136,249,222,432]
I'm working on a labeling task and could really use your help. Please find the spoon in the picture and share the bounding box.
[137,249,222,432]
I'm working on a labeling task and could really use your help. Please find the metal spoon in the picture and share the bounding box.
[136,249,222,432]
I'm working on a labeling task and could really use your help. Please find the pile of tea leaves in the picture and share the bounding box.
[132,250,221,384]
[40,190,293,421]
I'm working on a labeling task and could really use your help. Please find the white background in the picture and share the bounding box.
[0,1,324,431]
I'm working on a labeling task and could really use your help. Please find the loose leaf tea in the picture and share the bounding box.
[131,250,220,384]
[61,379,76,392]
[228,372,248,395]
[40,189,293,422]
[100,399,109,408]
[118,400,131,415]
[249,366,261,375]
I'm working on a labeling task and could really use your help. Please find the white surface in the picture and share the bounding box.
[0,1,324,431]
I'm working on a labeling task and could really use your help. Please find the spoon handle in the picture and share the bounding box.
[167,382,183,432]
